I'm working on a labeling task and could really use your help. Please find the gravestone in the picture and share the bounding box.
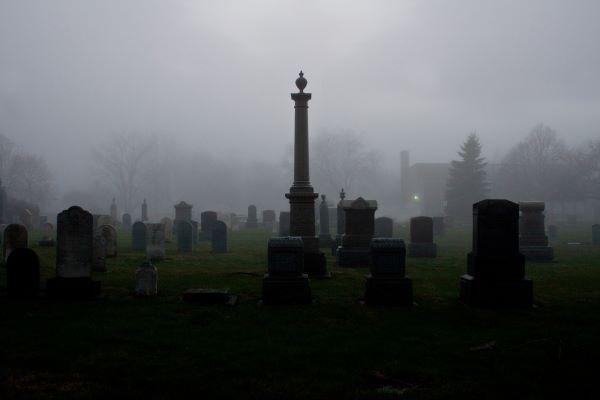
[374,217,394,238]
[38,222,55,247]
[460,199,533,307]
[262,210,276,233]
[191,220,199,245]
[141,199,148,221]
[337,198,378,267]
[122,213,132,231]
[245,205,258,229]
[132,222,147,251]
[3,224,28,262]
[364,238,412,306]
[95,215,112,229]
[432,217,445,236]
[161,217,174,243]
[47,206,100,299]
[592,224,600,245]
[200,211,218,240]
[211,220,228,253]
[19,209,33,231]
[519,202,554,261]
[98,225,117,258]
[547,225,558,243]
[110,198,118,224]
[262,237,311,305]
[408,216,437,257]
[279,211,290,236]
[92,233,107,272]
[135,261,158,297]
[177,221,193,253]
[6,248,40,298]
[146,223,166,261]
[318,195,333,245]
[174,201,192,223]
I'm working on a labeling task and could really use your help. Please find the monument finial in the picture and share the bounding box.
[295,70,307,93]
[340,188,345,200]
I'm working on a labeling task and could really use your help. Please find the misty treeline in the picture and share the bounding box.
[1,124,599,220]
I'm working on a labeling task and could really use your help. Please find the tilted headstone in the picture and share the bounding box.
[135,261,158,297]
[337,197,378,267]
[592,224,600,245]
[211,220,228,253]
[122,213,132,231]
[460,199,532,307]
[92,233,107,272]
[519,202,553,261]
[47,205,100,299]
[279,211,290,236]
[374,217,394,238]
[6,248,40,298]
[200,211,218,240]
[161,217,174,243]
[262,237,311,304]
[432,217,445,236]
[318,195,332,245]
[98,224,117,258]
[3,224,28,261]
[177,221,193,253]
[408,216,437,257]
[245,205,258,229]
[365,238,412,306]
[146,223,165,261]
[262,210,276,233]
[131,221,147,251]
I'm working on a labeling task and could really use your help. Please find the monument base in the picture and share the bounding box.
[459,274,533,307]
[261,274,312,305]
[46,277,101,300]
[337,247,371,268]
[37,239,55,247]
[364,275,413,306]
[520,246,554,262]
[408,243,437,258]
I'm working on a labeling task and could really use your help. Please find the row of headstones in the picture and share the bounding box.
[262,199,541,307]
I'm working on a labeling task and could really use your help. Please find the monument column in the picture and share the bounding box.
[285,71,328,277]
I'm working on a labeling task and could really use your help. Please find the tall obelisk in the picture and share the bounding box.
[285,71,328,277]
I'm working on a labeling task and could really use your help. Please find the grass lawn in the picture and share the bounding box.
[1,227,599,399]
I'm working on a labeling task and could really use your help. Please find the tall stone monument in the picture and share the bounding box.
[285,71,328,277]
[141,199,148,222]
[318,195,332,246]
[519,202,554,261]
[332,188,346,256]
[110,198,118,224]
[460,199,533,307]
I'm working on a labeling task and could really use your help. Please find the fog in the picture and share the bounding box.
[1,0,599,218]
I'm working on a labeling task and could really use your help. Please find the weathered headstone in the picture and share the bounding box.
[146,223,165,261]
[337,198,378,267]
[141,199,148,222]
[94,214,112,229]
[262,210,276,233]
[200,211,218,240]
[279,211,290,236]
[131,221,147,251]
[592,224,600,245]
[177,221,193,253]
[432,216,445,236]
[161,217,174,243]
[6,248,40,298]
[318,195,333,245]
[519,202,554,261]
[211,220,228,253]
[38,222,55,247]
[460,199,533,307]
[122,213,132,231]
[246,205,258,229]
[3,224,28,262]
[92,233,107,272]
[262,237,311,304]
[47,206,100,299]
[374,217,394,238]
[98,225,117,258]
[365,238,412,306]
[135,261,158,297]
[408,216,437,257]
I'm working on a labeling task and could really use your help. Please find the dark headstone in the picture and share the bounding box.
[200,211,218,240]
[519,202,553,261]
[459,199,533,307]
[337,198,377,267]
[211,220,227,253]
[365,238,412,306]
[593,224,600,245]
[408,216,437,257]
[174,201,192,223]
[135,261,158,297]
[6,248,40,298]
[245,205,258,229]
[374,217,393,238]
[146,223,166,261]
[262,210,276,232]
[191,220,199,245]
[3,224,28,261]
[279,211,290,236]
[262,237,311,304]
[92,233,107,272]
[132,222,147,251]
[99,225,117,258]
[122,213,132,231]
[177,221,193,253]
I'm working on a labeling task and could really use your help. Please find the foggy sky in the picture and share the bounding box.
[1,0,599,193]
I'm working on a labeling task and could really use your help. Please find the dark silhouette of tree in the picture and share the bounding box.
[445,133,489,222]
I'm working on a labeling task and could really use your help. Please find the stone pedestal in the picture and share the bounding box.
[519,202,553,261]
[408,216,437,258]
[261,237,312,305]
[460,200,533,307]
[364,238,412,306]
[337,198,377,268]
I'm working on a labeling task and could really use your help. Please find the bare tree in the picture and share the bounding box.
[8,153,54,205]
[92,133,157,213]
[572,139,600,201]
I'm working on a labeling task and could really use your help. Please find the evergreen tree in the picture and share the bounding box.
[445,133,489,222]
